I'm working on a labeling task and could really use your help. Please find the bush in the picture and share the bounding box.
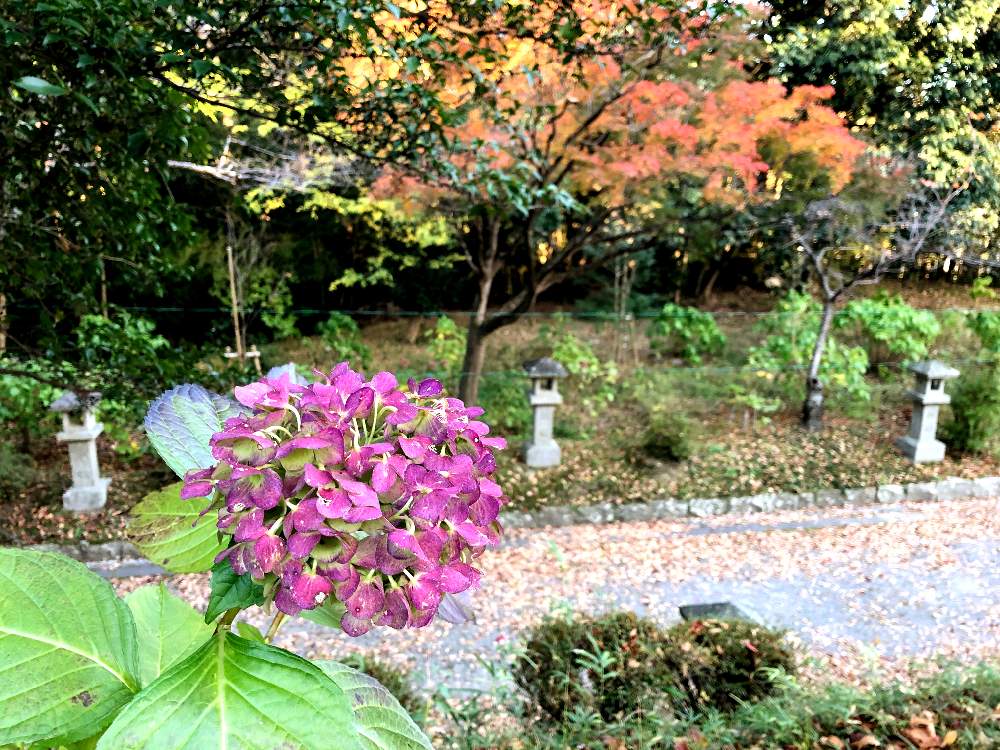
[837,292,941,366]
[941,356,1000,458]
[551,332,619,416]
[747,291,869,408]
[0,441,40,502]
[647,303,726,364]
[340,654,426,725]
[478,373,532,438]
[633,409,692,462]
[662,618,795,712]
[317,311,371,367]
[0,364,62,450]
[513,612,793,723]
[424,316,466,380]
[513,612,670,722]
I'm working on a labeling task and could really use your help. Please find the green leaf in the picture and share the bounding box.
[13,75,66,96]
[191,59,214,78]
[124,584,213,687]
[0,549,139,747]
[204,560,264,623]
[96,633,362,750]
[127,483,224,574]
[235,622,266,643]
[315,661,432,750]
[143,383,244,478]
[299,598,347,629]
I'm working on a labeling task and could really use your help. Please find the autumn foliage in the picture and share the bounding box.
[373,1,864,210]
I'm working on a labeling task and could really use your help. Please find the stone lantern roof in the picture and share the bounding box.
[907,360,959,380]
[523,357,568,378]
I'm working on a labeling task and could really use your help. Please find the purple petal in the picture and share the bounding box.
[346,579,385,619]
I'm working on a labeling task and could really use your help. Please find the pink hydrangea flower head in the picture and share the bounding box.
[181,365,507,636]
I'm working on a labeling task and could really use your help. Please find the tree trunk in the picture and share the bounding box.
[458,270,495,405]
[801,299,835,431]
[700,266,721,306]
[458,323,488,405]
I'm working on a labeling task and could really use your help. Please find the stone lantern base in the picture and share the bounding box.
[895,435,946,464]
[523,441,561,468]
[63,477,112,512]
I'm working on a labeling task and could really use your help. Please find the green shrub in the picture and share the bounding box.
[551,332,618,416]
[513,612,794,723]
[967,310,1000,353]
[317,311,371,367]
[647,303,726,364]
[662,618,795,712]
[513,612,671,722]
[0,364,62,449]
[941,356,1000,458]
[634,409,692,462]
[837,292,940,366]
[0,441,40,502]
[424,316,466,382]
[478,373,532,438]
[747,291,869,408]
[340,654,427,726]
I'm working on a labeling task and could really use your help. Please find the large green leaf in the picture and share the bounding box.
[96,633,362,750]
[14,75,66,96]
[127,483,224,574]
[124,584,213,687]
[0,549,140,747]
[203,561,264,623]
[143,384,245,478]
[315,661,432,750]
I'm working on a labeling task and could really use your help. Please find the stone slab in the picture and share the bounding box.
[876,484,906,504]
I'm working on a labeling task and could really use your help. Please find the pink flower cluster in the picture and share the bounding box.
[182,364,507,636]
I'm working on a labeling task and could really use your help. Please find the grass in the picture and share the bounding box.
[431,664,1000,749]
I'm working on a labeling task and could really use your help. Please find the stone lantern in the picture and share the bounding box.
[50,390,111,512]
[895,360,960,464]
[522,357,568,468]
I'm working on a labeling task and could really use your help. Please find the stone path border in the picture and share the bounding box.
[27,475,1000,571]
[502,475,1000,529]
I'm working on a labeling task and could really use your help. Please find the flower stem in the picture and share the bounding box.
[217,607,240,633]
[265,611,287,643]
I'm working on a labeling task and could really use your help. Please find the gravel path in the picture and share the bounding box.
[113,497,1000,692]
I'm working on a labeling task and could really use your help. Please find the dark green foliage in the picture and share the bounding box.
[513,612,670,722]
[317,312,371,368]
[341,654,427,726]
[0,442,40,502]
[636,410,692,463]
[837,293,941,366]
[512,612,794,723]
[478,374,532,439]
[461,664,1000,750]
[647,303,726,364]
[941,356,1000,459]
[662,618,795,712]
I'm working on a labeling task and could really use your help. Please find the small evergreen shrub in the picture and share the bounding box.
[747,291,869,408]
[647,303,726,365]
[513,612,794,723]
[635,409,692,462]
[662,618,795,711]
[837,292,940,367]
[941,356,1000,459]
[0,442,40,501]
[479,373,532,438]
[513,612,671,722]
[317,311,371,367]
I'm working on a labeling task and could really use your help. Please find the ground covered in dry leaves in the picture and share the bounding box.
[113,496,1000,694]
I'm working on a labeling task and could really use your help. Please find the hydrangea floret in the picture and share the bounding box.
[181,363,507,636]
